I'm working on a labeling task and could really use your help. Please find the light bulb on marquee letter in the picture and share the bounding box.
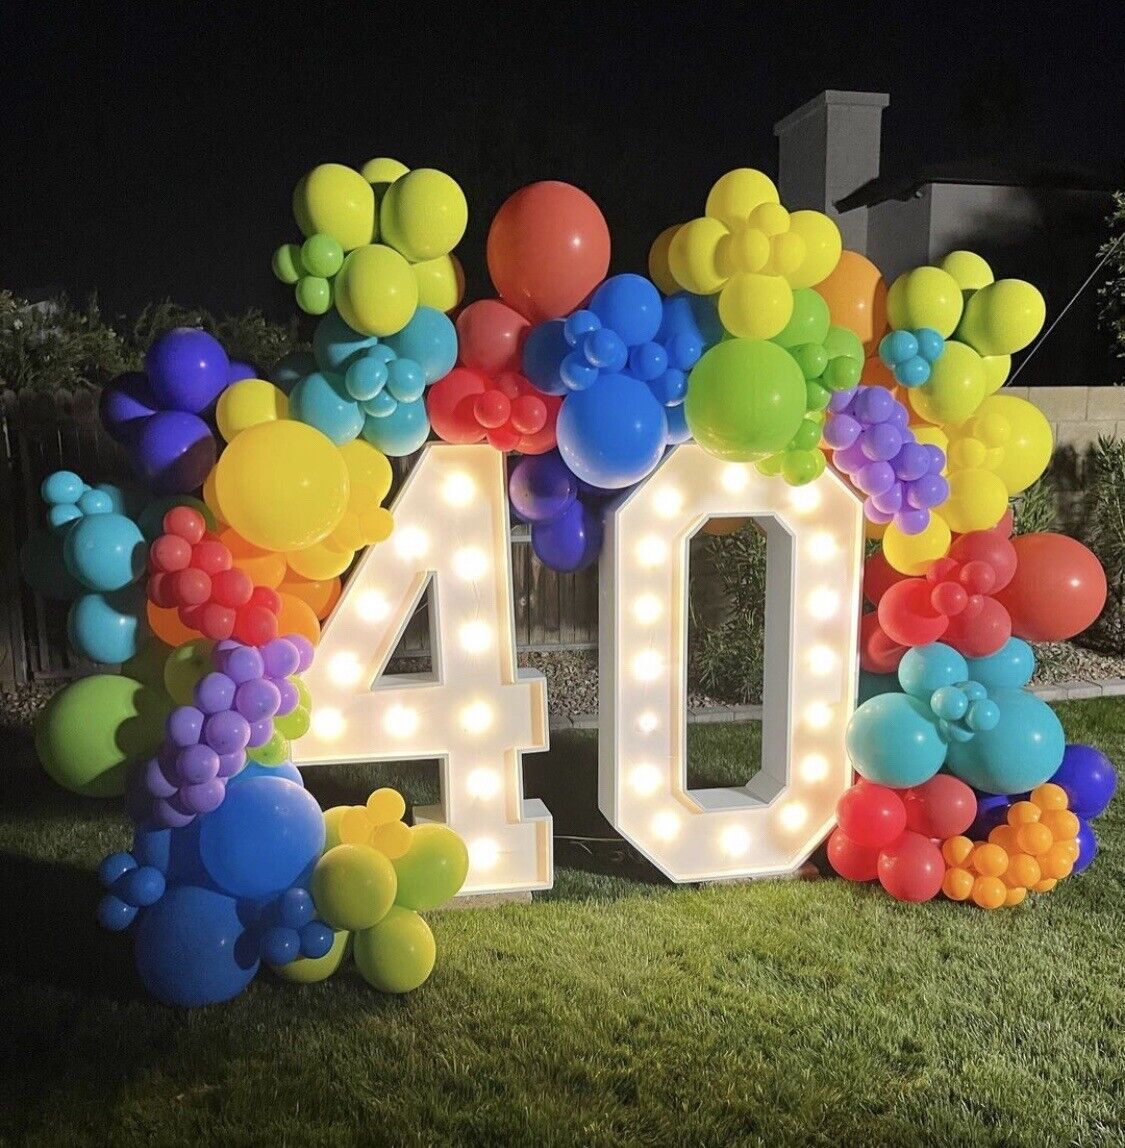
[598,445,864,883]
[297,445,552,897]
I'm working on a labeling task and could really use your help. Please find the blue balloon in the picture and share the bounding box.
[1074,819,1097,872]
[232,759,304,786]
[589,274,663,346]
[1049,744,1117,819]
[197,776,324,900]
[313,310,379,374]
[522,320,569,395]
[532,501,602,572]
[966,638,1035,690]
[657,292,722,365]
[145,328,230,414]
[556,374,667,489]
[383,306,458,384]
[946,689,1065,795]
[227,360,257,384]
[508,452,578,523]
[361,398,430,457]
[969,792,1012,839]
[93,482,143,518]
[289,372,364,444]
[41,470,85,506]
[132,822,209,886]
[131,410,216,493]
[67,584,147,664]
[664,403,692,445]
[62,512,146,592]
[19,528,83,600]
[845,693,946,787]
[134,884,258,1007]
[270,350,318,395]
[100,372,157,445]
[898,643,969,700]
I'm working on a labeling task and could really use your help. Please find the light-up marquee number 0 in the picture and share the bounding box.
[299,443,864,895]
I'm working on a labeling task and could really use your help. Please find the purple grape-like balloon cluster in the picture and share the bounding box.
[131,634,314,828]
[824,385,949,535]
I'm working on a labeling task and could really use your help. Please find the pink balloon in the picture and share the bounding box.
[827,828,880,882]
[902,774,976,839]
[877,831,944,902]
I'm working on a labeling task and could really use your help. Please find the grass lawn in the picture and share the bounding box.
[0,698,1122,1146]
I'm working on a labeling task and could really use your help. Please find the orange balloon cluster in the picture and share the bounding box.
[940,783,1081,909]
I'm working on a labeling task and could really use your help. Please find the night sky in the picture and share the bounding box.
[4,2,1121,321]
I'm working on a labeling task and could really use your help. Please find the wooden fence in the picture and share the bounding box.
[0,389,598,691]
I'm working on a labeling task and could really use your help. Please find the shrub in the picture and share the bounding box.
[1078,436,1125,653]
[1012,473,1060,535]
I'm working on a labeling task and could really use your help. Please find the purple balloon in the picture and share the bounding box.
[833,440,868,474]
[828,387,857,414]
[222,644,265,685]
[177,744,221,785]
[142,756,178,799]
[274,678,299,716]
[217,750,247,779]
[235,678,281,722]
[824,413,861,450]
[100,372,157,445]
[853,386,895,424]
[970,792,1011,839]
[227,360,256,384]
[863,500,895,526]
[1050,745,1117,819]
[509,452,579,524]
[247,718,274,748]
[1074,819,1097,872]
[531,501,602,572]
[195,671,236,715]
[204,710,252,755]
[145,328,231,414]
[262,638,300,679]
[152,797,196,829]
[895,508,931,536]
[905,473,948,511]
[177,779,226,815]
[288,635,314,673]
[857,461,896,497]
[131,410,216,494]
[894,441,930,482]
[166,705,204,748]
[862,422,903,462]
[871,484,904,515]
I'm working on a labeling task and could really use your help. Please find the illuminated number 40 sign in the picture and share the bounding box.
[297,444,864,896]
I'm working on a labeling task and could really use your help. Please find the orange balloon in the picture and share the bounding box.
[276,591,321,646]
[486,181,610,323]
[220,528,287,589]
[280,575,342,621]
[146,601,198,647]
[814,251,888,353]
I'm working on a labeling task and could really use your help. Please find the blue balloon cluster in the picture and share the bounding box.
[523,277,720,488]
[290,307,456,456]
[846,640,1065,794]
[878,327,945,387]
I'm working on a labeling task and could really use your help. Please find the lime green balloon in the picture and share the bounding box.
[684,338,807,462]
[121,637,173,691]
[955,279,1045,356]
[301,233,344,279]
[379,169,468,262]
[270,930,349,984]
[910,339,986,426]
[35,674,169,796]
[392,824,469,911]
[772,288,830,349]
[353,906,435,994]
[322,806,351,852]
[272,243,305,285]
[939,250,994,291]
[274,704,310,740]
[292,163,375,251]
[311,844,397,931]
[790,343,828,380]
[887,266,964,336]
[163,637,213,706]
[823,324,865,366]
[247,731,290,766]
[295,276,332,316]
[292,677,312,711]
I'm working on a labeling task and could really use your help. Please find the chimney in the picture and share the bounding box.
[774,91,889,253]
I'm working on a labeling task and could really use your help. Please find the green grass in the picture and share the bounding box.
[1,701,1122,1146]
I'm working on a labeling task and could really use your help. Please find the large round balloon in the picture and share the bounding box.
[67,585,147,664]
[486,182,610,323]
[995,534,1107,642]
[198,776,324,899]
[392,824,469,910]
[555,374,666,489]
[63,512,146,592]
[134,884,258,1007]
[845,693,946,787]
[145,329,231,414]
[100,372,158,445]
[214,419,349,551]
[684,338,806,462]
[334,244,419,337]
[292,163,375,250]
[353,905,435,993]
[532,502,602,572]
[813,251,888,353]
[35,674,168,796]
[132,410,217,494]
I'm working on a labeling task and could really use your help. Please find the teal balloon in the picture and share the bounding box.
[846,693,946,787]
[67,584,148,664]
[62,512,146,592]
[383,306,458,384]
[858,670,900,704]
[19,528,83,600]
[898,643,968,700]
[966,638,1035,690]
[946,688,1065,795]
[289,371,364,444]
[361,398,430,457]
[270,350,317,395]
[313,310,378,374]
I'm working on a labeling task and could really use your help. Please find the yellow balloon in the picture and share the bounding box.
[328,439,395,550]
[215,379,288,443]
[270,929,350,984]
[379,169,468,262]
[718,272,794,338]
[976,394,1053,494]
[887,266,964,336]
[668,216,728,295]
[910,424,949,458]
[883,516,952,575]
[292,163,375,251]
[956,279,1045,356]
[786,211,842,288]
[334,244,419,337]
[286,537,356,580]
[202,466,227,525]
[411,253,464,313]
[936,469,1009,533]
[705,168,779,230]
[980,354,1011,394]
[323,805,351,852]
[361,156,409,186]
[215,420,349,551]
[939,250,994,291]
[648,224,682,295]
[908,340,986,426]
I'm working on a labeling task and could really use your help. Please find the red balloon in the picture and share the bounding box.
[486,182,611,323]
[427,368,488,444]
[827,828,880,882]
[876,831,945,902]
[878,578,948,647]
[995,533,1108,641]
[902,774,976,839]
[949,528,1017,593]
[863,549,906,606]
[836,780,908,848]
[941,594,1011,657]
[456,300,529,375]
[859,610,906,674]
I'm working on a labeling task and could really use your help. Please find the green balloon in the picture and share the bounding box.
[272,243,305,285]
[312,844,397,931]
[684,338,807,462]
[247,731,290,766]
[301,233,345,279]
[772,288,830,349]
[823,324,865,365]
[35,674,169,796]
[354,906,435,994]
[163,637,213,706]
[392,824,469,911]
[274,704,310,740]
[295,276,332,315]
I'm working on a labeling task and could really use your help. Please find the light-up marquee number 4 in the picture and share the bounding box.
[299,443,864,895]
